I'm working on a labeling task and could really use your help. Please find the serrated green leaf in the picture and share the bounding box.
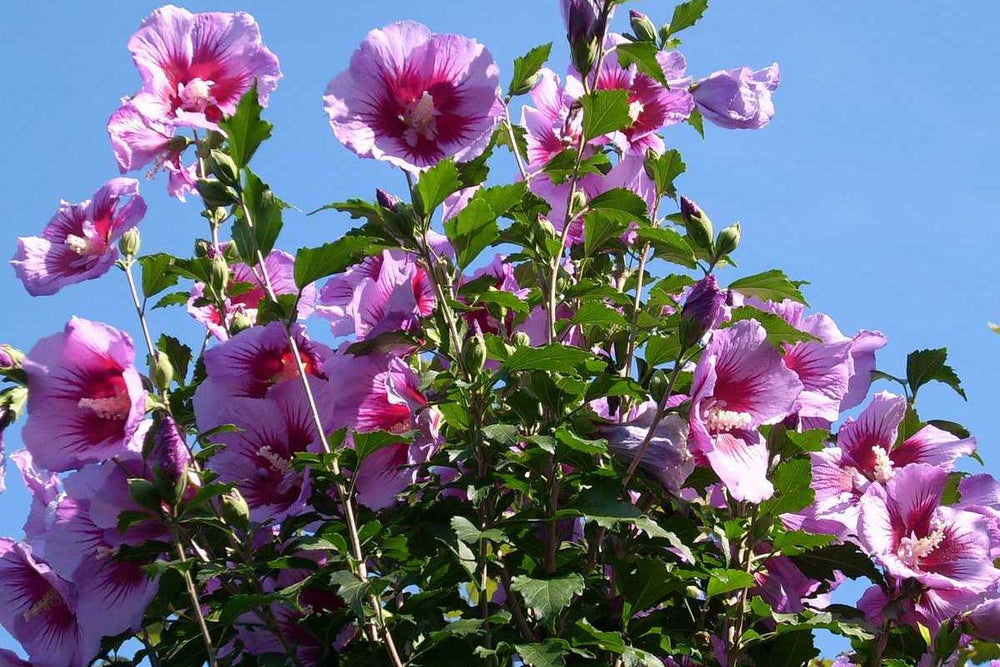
[509,43,553,96]
[139,253,178,299]
[645,149,686,199]
[501,345,592,373]
[666,0,709,37]
[707,569,755,598]
[415,159,462,217]
[511,574,584,622]
[516,641,568,667]
[615,41,669,86]
[635,227,697,268]
[219,82,272,168]
[729,269,809,305]
[906,348,966,400]
[293,236,380,289]
[729,307,821,348]
[581,89,631,140]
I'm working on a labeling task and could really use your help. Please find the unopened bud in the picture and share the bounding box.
[512,331,532,348]
[715,222,741,258]
[461,329,487,375]
[230,311,254,334]
[685,585,705,600]
[680,195,713,250]
[194,239,212,258]
[210,255,230,293]
[680,275,727,347]
[152,353,174,391]
[569,190,588,218]
[537,216,557,240]
[511,71,543,96]
[648,369,669,403]
[572,37,599,78]
[207,149,239,186]
[629,10,657,42]
[0,345,23,370]
[376,188,402,213]
[152,416,189,504]
[222,489,251,529]
[118,228,141,257]
[196,179,237,208]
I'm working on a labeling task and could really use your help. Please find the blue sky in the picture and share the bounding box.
[0,0,997,661]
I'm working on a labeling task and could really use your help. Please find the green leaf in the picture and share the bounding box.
[444,183,526,268]
[330,570,368,621]
[510,574,585,622]
[293,236,379,289]
[729,307,821,348]
[515,641,568,667]
[665,0,709,37]
[587,188,650,222]
[792,544,883,582]
[615,41,669,86]
[574,619,626,653]
[414,158,462,217]
[581,89,631,140]
[501,345,593,373]
[906,348,966,400]
[554,426,608,455]
[543,150,611,185]
[219,82,272,168]
[729,269,809,305]
[583,211,628,257]
[761,459,814,517]
[352,430,405,464]
[635,227,697,268]
[771,530,836,556]
[509,43,553,96]
[450,516,508,545]
[232,170,282,258]
[687,107,705,138]
[644,149,686,199]
[151,291,190,310]
[571,302,629,327]
[139,254,178,299]
[157,335,191,384]
[707,569,755,598]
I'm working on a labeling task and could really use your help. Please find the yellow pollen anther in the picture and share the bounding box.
[871,445,895,483]
[23,590,60,621]
[897,527,945,566]
[65,234,93,255]
[703,406,753,433]
[401,91,441,147]
[258,445,292,475]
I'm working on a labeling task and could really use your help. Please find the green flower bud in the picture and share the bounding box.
[461,330,487,375]
[118,228,141,257]
[715,222,741,258]
[194,239,213,258]
[196,179,237,208]
[127,478,162,513]
[207,149,239,186]
[629,10,657,43]
[230,311,254,334]
[680,196,714,251]
[569,189,588,218]
[648,369,669,403]
[536,216,557,240]
[512,331,532,348]
[572,37,599,78]
[152,353,174,392]
[222,489,251,529]
[210,255,230,293]
[511,71,543,96]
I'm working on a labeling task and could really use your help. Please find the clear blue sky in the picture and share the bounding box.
[1,1,997,661]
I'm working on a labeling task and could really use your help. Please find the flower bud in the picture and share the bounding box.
[648,369,669,403]
[230,310,254,334]
[510,71,543,96]
[0,345,23,370]
[207,149,239,186]
[152,416,189,504]
[679,275,727,347]
[210,254,230,293]
[462,327,487,375]
[680,196,713,250]
[376,188,402,213]
[715,222,741,258]
[196,179,237,208]
[127,478,162,513]
[569,190,588,218]
[152,352,174,392]
[536,216,557,240]
[118,228,141,257]
[512,331,532,348]
[629,10,657,42]
[194,239,213,258]
[222,489,251,529]
[571,37,600,77]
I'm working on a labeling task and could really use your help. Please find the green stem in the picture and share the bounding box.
[171,536,218,667]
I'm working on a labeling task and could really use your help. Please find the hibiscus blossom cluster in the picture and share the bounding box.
[0,2,995,666]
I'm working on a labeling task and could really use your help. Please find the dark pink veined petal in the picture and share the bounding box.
[836,391,906,474]
[890,424,975,470]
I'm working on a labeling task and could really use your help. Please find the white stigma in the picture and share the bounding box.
[871,446,895,483]
[23,590,60,621]
[258,445,292,475]
[897,527,945,567]
[703,406,753,433]
[628,100,645,123]
[401,91,441,147]
[178,77,215,112]
[65,234,94,256]
[78,394,131,420]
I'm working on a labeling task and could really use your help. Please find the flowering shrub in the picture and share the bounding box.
[1,2,998,666]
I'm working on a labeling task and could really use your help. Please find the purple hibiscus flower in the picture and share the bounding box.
[21,318,147,472]
[598,400,694,494]
[0,539,98,667]
[810,392,975,537]
[689,319,804,502]
[12,179,147,296]
[566,35,694,155]
[692,63,780,130]
[859,463,1000,629]
[197,378,335,523]
[324,21,503,172]
[126,5,281,129]
[521,68,582,170]
[315,250,435,340]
